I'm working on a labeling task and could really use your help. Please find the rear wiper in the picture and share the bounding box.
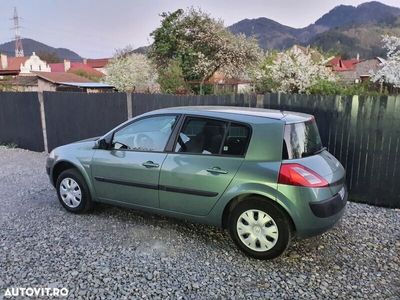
[314,147,327,155]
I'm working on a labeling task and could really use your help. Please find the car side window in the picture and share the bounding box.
[221,123,250,156]
[112,115,177,152]
[175,117,227,155]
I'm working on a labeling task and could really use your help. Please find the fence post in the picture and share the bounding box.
[256,94,263,108]
[126,93,133,119]
[37,92,49,153]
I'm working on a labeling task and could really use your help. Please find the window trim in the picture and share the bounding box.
[170,114,252,158]
[108,113,182,154]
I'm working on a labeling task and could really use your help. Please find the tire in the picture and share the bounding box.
[228,197,292,260]
[56,168,93,213]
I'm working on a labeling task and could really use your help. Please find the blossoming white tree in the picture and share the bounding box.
[258,46,336,94]
[150,8,262,94]
[186,13,262,92]
[105,51,158,93]
[371,35,400,88]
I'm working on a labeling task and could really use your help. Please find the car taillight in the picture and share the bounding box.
[278,163,328,187]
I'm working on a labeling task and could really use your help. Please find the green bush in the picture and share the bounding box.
[157,59,189,94]
[307,79,385,96]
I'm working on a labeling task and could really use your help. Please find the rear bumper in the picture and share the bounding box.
[297,187,347,238]
[276,184,348,239]
[309,188,347,218]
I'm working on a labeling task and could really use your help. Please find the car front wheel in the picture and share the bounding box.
[228,197,292,259]
[56,169,93,213]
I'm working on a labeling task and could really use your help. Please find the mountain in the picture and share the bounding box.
[228,1,400,57]
[0,38,81,60]
[229,18,299,49]
[133,45,150,55]
[309,17,400,58]
[314,1,399,27]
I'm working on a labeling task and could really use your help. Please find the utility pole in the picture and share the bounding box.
[12,7,24,57]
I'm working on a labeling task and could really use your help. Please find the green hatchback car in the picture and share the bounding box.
[46,106,347,259]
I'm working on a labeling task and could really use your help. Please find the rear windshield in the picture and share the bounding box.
[282,119,323,159]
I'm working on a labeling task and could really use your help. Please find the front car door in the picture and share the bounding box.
[91,114,179,208]
[159,116,251,216]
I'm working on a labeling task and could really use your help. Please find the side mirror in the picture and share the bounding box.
[95,132,113,150]
[97,138,109,150]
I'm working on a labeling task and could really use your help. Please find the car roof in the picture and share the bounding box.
[150,106,313,124]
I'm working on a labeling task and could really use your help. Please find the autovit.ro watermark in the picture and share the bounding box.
[3,287,69,298]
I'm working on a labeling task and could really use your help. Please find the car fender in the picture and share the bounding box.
[208,181,298,228]
[50,141,96,198]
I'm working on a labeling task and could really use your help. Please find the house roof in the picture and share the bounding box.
[34,72,94,84]
[334,57,384,82]
[290,45,325,62]
[86,58,110,68]
[49,62,105,76]
[328,56,360,72]
[327,56,341,67]
[49,63,65,72]
[58,82,114,88]
[69,63,105,77]
[6,75,38,86]
[0,56,29,72]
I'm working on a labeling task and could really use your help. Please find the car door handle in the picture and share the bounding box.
[142,161,159,168]
[206,167,228,175]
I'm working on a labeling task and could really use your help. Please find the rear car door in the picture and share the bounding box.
[91,114,179,208]
[159,116,251,216]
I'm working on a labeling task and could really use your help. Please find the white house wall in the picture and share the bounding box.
[20,52,51,74]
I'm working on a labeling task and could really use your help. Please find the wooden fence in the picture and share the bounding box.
[0,92,399,208]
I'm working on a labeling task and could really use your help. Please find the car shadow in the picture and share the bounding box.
[88,202,342,263]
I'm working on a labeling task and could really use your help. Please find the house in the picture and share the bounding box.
[207,71,252,93]
[83,58,110,75]
[327,56,360,72]
[0,52,50,77]
[5,72,113,93]
[327,56,384,84]
[289,45,325,63]
[187,71,252,94]
[49,60,105,79]
[353,58,385,83]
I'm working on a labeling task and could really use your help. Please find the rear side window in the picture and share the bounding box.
[174,118,250,156]
[282,119,323,159]
[222,123,250,156]
[175,117,227,155]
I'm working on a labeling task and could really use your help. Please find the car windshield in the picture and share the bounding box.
[282,119,323,159]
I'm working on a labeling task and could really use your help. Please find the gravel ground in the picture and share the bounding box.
[0,146,399,300]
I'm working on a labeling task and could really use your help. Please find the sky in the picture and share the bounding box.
[0,0,399,58]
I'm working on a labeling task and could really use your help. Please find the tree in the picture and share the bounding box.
[255,46,336,94]
[105,48,158,93]
[37,51,62,63]
[149,9,185,69]
[150,8,262,94]
[371,35,400,88]
[157,59,188,94]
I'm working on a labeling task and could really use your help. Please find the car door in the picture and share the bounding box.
[159,116,251,216]
[91,114,179,208]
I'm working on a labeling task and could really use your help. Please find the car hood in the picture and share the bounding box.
[73,136,100,143]
[52,137,98,156]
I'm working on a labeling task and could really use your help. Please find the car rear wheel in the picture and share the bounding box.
[56,169,93,213]
[228,197,292,259]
